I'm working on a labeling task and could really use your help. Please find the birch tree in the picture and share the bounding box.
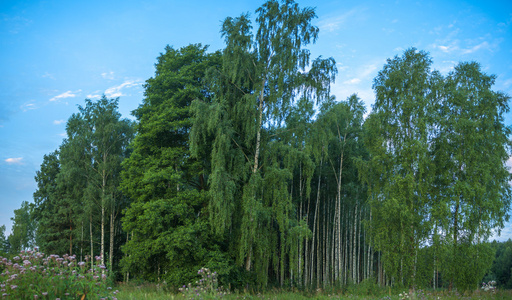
[190,0,336,286]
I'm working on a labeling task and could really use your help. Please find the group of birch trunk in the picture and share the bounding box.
[291,95,374,288]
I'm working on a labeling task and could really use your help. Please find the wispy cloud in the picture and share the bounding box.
[461,41,490,54]
[501,78,512,89]
[86,93,101,100]
[50,90,81,102]
[53,120,65,125]
[101,71,115,80]
[318,8,361,33]
[20,101,37,112]
[5,157,23,165]
[105,80,142,98]
[42,72,55,80]
[3,15,32,34]
[343,78,361,85]
[433,40,495,55]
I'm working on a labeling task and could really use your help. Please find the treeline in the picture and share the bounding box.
[3,0,511,293]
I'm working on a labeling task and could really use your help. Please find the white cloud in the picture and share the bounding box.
[101,71,115,80]
[42,72,55,80]
[86,94,101,100]
[318,8,360,33]
[105,80,142,98]
[53,120,65,125]
[501,78,512,89]
[20,101,37,112]
[58,133,67,138]
[461,41,490,54]
[50,90,81,102]
[5,157,23,165]
[432,34,499,56]
[343,78,361,85]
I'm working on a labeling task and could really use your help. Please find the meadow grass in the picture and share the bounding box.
[113,284,512,300]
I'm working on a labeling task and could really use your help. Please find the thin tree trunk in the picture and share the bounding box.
[69,224,73,255]
[81,220,84,262]
[246,83,265,272]
[311,157,322,287]
[90,214,93,270]
[109,207,114,269]
[100,162,107,268]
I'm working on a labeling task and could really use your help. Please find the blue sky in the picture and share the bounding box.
[1,0,511,240]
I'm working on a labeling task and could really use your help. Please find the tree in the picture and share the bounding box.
[490,240,512,288]
[8,201,36,253]
[69,96,134,269]
[33,150,70,255]
[32,97,133,272]
[434,61,512,291]
[360,48,439,291]
[0,225,10,255]
[120,44,229,285]
[312,94,367,286]
[190,0,336,286]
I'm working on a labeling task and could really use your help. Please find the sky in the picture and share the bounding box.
[1,0,512,240]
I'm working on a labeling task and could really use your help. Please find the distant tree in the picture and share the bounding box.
[8,201,36,253]
[490,239,512,288]
[33,151,69,255]
[0,225,9,255]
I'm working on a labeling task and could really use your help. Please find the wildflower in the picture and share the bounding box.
[42,292,48,296]
[34,295,38,299]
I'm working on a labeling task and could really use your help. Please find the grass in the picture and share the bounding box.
[113,283,512,300]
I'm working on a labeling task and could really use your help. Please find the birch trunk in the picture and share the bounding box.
[311,157,322,287]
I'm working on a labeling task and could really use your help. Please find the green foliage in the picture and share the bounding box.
[8,202,36,254]
[488,239,512,288]
[433,61,511,291]
[120,43,232,286]
[190,0,336,287]
[0,226,9,256]
[360,49,511,291]
[32,96,134,276]
[440,240,494,291]
[361,48,437,288]
[0,250,118,299]
[32,150,70,255]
